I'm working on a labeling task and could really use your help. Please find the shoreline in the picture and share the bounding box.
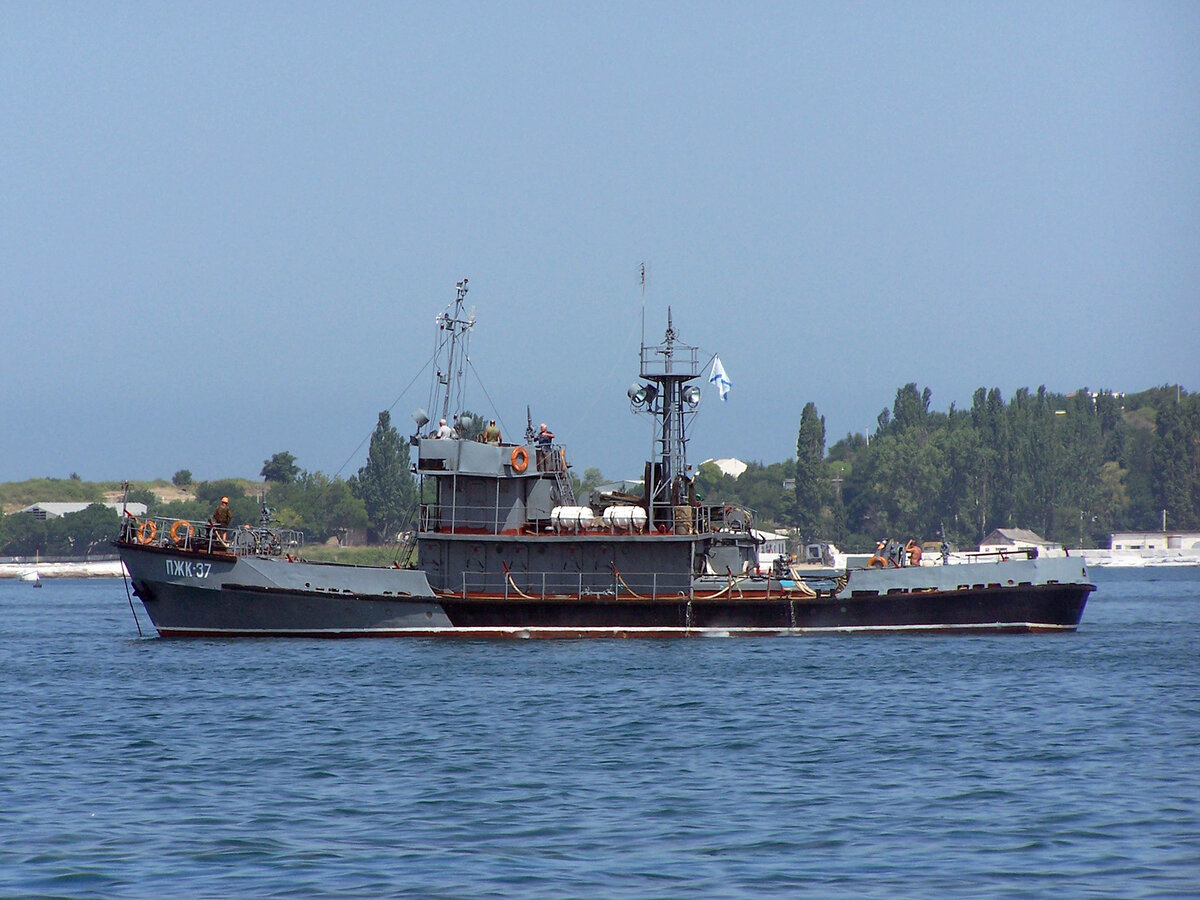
[0,561,127,579]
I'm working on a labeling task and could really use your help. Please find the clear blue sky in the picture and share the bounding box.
[2,3,1197,485]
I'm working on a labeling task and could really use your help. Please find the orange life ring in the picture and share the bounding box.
[137,519,158,544]
[867,555,888,568]
[169,520,195,542]
[511,446,529,472]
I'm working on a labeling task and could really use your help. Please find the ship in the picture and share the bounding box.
[115,280,1094,637]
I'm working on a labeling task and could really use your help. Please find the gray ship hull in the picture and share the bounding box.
[121,544,448,637]
[119,543,1093,638]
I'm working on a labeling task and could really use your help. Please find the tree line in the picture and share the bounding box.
[3,386,1196,557]
[159,412,420,546]
[2,408,596,556]
[0,411,418,557]
[706,382,1197,551]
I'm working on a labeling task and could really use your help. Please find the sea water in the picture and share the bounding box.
[0,570,1197,898]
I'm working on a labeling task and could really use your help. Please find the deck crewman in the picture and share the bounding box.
[535,422,554,468]
[212,496,233,544]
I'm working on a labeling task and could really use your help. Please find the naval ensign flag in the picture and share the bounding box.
[709,357,731,402]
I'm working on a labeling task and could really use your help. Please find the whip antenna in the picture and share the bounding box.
[640,262,646,349]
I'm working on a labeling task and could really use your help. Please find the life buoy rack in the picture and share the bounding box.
[169,519,195,543]
[137,520,158,544]
[511,446,529,472]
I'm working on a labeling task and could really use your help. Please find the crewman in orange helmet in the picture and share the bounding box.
[212,495,233,544]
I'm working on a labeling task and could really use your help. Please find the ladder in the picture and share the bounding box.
[541,445,576,506]
[553,468,577,507]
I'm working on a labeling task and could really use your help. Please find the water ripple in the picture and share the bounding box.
[1,575,1198,897]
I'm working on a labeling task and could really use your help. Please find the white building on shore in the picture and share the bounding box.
[1081,531,1200,567]
[979,528,1063,556]
[1110,531,1200,551]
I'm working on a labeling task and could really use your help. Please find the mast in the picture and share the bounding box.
[629,308,702,529]
[416,279,475,435]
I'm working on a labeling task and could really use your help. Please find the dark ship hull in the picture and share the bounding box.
[118,538,1092,638]
[437,582,1090,635]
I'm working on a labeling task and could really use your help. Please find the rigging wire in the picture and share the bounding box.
[423,311,443,428]
[120,565,144,638]
[466,358,511,442]
[571,300,643,432]
[331,343,440,481]
[420,293,475,433]
[337,284,476,480]
[450,324,473,424]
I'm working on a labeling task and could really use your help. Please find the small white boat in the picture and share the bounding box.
[19,552,43,587]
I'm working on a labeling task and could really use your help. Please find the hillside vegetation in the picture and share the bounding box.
[704,383,1199,550]
[2,384,1196,556]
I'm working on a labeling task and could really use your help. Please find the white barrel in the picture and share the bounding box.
[551,506,594,530]
[602,505,647,531]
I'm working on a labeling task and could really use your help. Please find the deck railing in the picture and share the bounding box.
[417,501,739,535]
[118,515,304,557]
[456,569,692,601]
[960,548,1039,563]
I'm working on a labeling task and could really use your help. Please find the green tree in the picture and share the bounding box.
[455,410,486,442]
[891,383,931,433]
[1055,389,1104,545]
[352,411,416,542]
[0,512,49,556]
[940,414,985,545]
[126,487,157,510]
[824,380,1200,547]
[191,481,256,525]
[54,503,121,555]
[735,460,797,529]
[1123,416,1159,528]
[570,467,606,500]
[1095,460,1129,537]
[964,386,1014,535]
[693,461,733,507]
[153,496,214,523]
[172,469,193,488]
[261,451,300,484]
[270,471,368,543]
[794,402,826,541]
[0,504,121,557]
[1153,392,1200,529]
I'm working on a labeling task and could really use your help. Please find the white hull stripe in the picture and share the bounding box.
[156,621,1079,637]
